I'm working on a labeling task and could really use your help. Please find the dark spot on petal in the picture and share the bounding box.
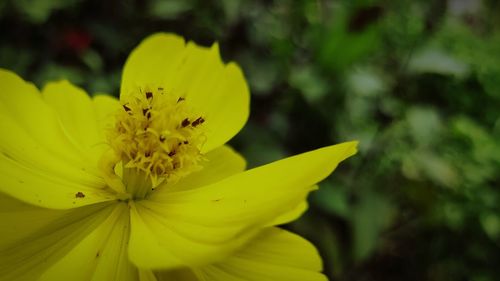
[75,192,85,198]
[183,141,189,144]
[168,151,176,157]
[159,135,166,142]
[145,92,153,99]
[122,105,131,112]
[177,97,185,103]
[96,251,100,258]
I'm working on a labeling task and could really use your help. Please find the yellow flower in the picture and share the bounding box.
[0,33,357,281]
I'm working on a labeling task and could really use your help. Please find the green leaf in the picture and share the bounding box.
[346,67,388,97]
[408,46,470,78]
[316,5,382,71]
[480,212,500,242]
[81,49,103,72]
[406,107,443,147]
[312,182,350,218]
[238,52,280,95]
[402,150,459,188]
[289,65,328,103]
[352,192,395,260]
[13,0,81,23]
[35,63,86,87]
[148,0,193,20]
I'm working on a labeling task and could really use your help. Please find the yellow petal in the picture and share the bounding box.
[156,268,199,281]
[195,228,327,281]
[0,152,115,209]
[42,80,106,166]
[128,141,357,270]
[0,69,96,172]
[40,203,138,281]
[269,200,309,226]
[151,145,246,195]
[121,33,186,94]
[139,270,158,281]
[0,69,114,208]
[92,94,121,141]
[121,33,250,152]
[0,193,116,280]
[0,193,68,250]
[155,228,328,281]
[129,200,254,271]
[195,228,328,281]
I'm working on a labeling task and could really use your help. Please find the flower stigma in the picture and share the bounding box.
[104,86,206,200]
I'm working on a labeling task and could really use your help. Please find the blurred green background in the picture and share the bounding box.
[1,0,500,280]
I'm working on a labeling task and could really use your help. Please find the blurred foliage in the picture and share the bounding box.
[1,0,500,280]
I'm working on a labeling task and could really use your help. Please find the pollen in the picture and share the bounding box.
[107,86,206,188]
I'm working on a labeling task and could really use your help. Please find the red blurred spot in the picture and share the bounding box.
[63,29,92,52]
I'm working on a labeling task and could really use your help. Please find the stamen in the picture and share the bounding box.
[192,117,205,127]
[106,86,206,199]
[181,118,190,127]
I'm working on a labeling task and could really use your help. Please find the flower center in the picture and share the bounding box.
[105,86,206,199]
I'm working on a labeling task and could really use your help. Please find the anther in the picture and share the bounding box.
[181,118,190,127]
[109,86,206,186]
[192,117,205,127]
